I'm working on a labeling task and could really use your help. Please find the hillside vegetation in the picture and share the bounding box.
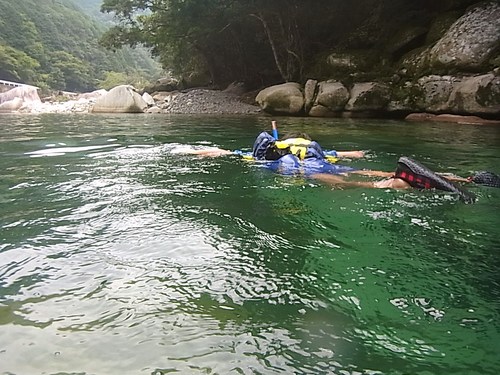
[100,0,488,89]
[0,0,161,92]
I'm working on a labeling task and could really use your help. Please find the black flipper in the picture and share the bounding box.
[395,156,476,203]
[470,171,500,188]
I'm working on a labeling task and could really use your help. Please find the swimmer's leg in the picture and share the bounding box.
[312,173,377,188]
[373,177,411,189]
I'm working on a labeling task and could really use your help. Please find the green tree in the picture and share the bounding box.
[0,44,39,82]
[99,0,351,86]
[49,51,93,91]
[0,0,160,91]
[97,70,150,90]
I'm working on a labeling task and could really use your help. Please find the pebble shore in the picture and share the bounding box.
[154,89,261,115]
[16,88,261,115]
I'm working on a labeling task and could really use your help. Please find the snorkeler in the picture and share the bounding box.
[182,121,365,159]
[247,129,495,203]
[179,122,499,203]
[316,157,500,202]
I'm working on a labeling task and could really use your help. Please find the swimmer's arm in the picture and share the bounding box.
[335,150,365,158]
[188,148,366,158]
[182,148,233,157]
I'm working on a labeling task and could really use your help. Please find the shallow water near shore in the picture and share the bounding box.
[0,113,499,375]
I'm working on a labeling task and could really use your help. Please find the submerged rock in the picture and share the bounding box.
[405,112,500,125]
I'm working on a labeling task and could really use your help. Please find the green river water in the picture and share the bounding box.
[0,113,499,375]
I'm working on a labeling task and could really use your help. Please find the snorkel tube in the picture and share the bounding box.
[272,120,279,139]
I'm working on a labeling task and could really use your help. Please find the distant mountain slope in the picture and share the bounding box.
[67,0,113,22]
[0,0,161,92]
[70,0,103,15]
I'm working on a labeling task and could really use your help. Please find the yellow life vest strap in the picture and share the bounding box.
[274,138,311,159]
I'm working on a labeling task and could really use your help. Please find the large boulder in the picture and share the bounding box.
[309,80,349,117]
[447,73,500,115]
[303,79,318,114]
[428,1,500,71]
[407,73,500,115]
[0,97,23,112]
[0,86,41,112]
[144,76,179,93]
[223,81,247,96]
[345,82,390,112]
[78,89,107,100]
[415,75,461,112]
[255,82,304,115]
[142,92,155,106]
[91,85,148,113]
[0,86,40,105]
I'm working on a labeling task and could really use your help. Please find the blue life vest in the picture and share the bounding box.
[250,132,354,176]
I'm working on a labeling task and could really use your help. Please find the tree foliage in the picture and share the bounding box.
[0,44,40,82]
[100,0,293,87]
[0,0,161,92]
[100,0,483,89]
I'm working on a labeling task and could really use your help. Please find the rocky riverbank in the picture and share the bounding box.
[150,89,261,115]
[2,84,499,125]
[0,85,261,115]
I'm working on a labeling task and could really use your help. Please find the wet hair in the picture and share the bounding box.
[281,132,312,140]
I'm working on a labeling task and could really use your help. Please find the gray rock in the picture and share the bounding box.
[308,104,338,118]
[77,89,107,100]
[145,76,179,93]
[314,80,349,111]
[92,85,148,113]
[303,79,318,114]
[223,81,246,96]
[448,73,500,115]
[159,89,260,114]
[146,106,163,114]
[415,75,461,112]
[345,82,390,111]
[428,1,500,70]
[142,92,155,106]
[406,112,500,125]
[255,82,304,115]
[0,86,40,105]
[0,97,23,112]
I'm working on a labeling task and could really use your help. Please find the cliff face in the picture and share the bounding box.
[257,1,500,118]
[305,0,498,81]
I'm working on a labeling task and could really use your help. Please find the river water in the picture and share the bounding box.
[0,113,499,375]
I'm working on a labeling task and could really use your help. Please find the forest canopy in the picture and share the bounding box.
[0,0,161,92]
[100,0,482,89]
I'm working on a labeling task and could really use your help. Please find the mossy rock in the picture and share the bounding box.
[306,50,382,81]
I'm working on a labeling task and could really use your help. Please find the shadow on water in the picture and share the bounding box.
[0,114,499,374]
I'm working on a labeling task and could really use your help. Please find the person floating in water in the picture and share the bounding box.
[181,121,365,160]
[180,121,499,203]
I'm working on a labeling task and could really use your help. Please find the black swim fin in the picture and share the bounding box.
[396,157,476,204]
[470,171,500,188]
